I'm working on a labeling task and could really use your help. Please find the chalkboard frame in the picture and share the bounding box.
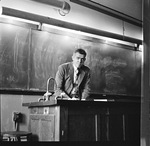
[0,19,142,98]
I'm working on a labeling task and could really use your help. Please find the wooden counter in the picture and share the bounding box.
[22,99,140,142]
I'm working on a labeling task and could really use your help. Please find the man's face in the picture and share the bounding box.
[72,52,86,68]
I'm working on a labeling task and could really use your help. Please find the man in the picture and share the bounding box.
[54,48,91,100]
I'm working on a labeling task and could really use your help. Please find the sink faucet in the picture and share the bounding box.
[38,77,56,102]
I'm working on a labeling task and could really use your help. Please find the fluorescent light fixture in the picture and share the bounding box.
[0,15,40,26]
[0,6,141,48]
[42,23,81,34]
[42,23,137,47]
[0,6,40,26]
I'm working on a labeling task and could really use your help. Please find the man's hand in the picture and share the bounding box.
[60,92,71,99]
[56,92,71,100]
[56,92,80,100]
[71,97,79,100]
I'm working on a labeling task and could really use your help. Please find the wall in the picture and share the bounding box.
[1,94,40,132]
[91,0,142,20]
[0,0,142,133]
[1,0,142,40]
[141,0,150,146]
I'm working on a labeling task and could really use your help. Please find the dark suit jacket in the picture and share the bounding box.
[54,62,91,99]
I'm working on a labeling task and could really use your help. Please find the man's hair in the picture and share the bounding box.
[74,48,87,57]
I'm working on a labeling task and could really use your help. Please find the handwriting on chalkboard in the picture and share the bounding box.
[103,57,127,94]
[0,23,29,89]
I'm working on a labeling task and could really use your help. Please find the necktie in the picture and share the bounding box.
[74,68,79,83]
[72,68,79,98]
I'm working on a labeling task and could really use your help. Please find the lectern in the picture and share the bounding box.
[22,99,140,142]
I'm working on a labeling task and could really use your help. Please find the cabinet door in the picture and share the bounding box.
[29,114,55,141]
[68,114,96,141]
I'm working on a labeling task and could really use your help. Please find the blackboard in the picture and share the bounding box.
[0,23,29,89]
[0,23,141,96]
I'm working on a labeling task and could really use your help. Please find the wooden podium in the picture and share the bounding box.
[22,99,140,142]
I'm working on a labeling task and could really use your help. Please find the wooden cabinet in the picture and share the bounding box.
[29,114,55,141]
[28,104,60,141]
[23,100,140,143]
